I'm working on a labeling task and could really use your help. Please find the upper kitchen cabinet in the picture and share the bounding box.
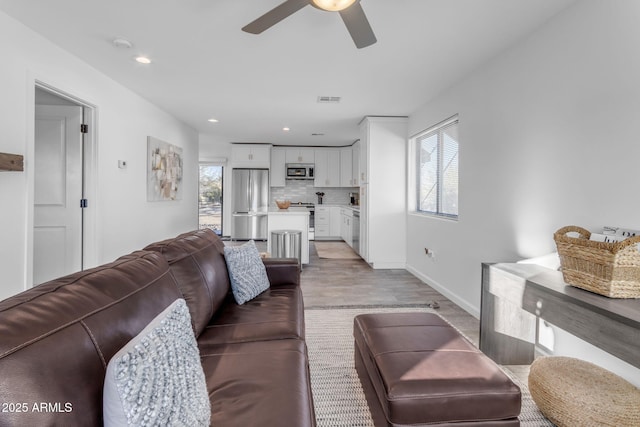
[314,149,341,187]
[270,147,286,187]
[285,148,314,164]
[340,147,353,187]
[352,140,360,186]
[358,116,408,268]
[231,144,271,168]
[340,143,360,187]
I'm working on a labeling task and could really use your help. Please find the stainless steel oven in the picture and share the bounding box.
[290,202,315,240]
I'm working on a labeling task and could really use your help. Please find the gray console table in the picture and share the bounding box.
[480,263,640,368]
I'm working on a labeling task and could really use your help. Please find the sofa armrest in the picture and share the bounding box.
[263,258,300,287]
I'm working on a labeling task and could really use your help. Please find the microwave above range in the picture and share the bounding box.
[286,163,314,180]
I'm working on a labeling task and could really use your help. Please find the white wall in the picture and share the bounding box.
[406,0,640,383]
[0,11,199,300]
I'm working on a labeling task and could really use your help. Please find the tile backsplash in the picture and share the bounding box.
[271,180,358,206]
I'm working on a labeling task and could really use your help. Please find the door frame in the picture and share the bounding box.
[198,161,225,236]
[25,79,99,288]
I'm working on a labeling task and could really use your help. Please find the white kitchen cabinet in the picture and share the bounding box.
[231,144,271,168]
[315,206,341,239]
[359,117,408,268]
[358,125,368,184]
[285,148,314,164]
[340,208,353,247]
[352,140,360,186]
[314,149,341,187]
[330,206,341,237]
[270,147,286,187]
[315,206,330,238]
[340,147,353,187]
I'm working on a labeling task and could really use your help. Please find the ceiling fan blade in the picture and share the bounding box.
[339,2,377,48]
[242,0,310,34]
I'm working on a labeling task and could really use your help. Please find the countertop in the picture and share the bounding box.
[316,204,360,211]
[268,207,310,215]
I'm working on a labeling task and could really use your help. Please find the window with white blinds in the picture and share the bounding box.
[414,117,459,218]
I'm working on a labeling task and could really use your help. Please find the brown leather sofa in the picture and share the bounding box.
[0,229,316,426]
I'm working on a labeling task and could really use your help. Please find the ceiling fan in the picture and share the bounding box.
[242,0,377,49]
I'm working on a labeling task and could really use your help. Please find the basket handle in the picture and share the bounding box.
[554,225,640,253]
[554,226,591,241]
[613,234,640,251]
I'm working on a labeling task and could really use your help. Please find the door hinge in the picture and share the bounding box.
[80,199,88,208]
[80,124,88,134]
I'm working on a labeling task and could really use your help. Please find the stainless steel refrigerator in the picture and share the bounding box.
[231,168,269,240]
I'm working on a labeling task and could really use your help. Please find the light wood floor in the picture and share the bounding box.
[301,242,480,345]
[300,241,530,383]
[235,240,529,382]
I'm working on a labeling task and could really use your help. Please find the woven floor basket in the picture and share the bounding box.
[554,226,640,298]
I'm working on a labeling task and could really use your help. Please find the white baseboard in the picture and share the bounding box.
[405,265,480,319]
[371,261,407,269]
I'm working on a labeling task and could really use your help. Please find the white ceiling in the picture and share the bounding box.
[0,0,577,147]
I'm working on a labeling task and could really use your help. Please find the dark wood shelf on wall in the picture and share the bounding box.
[0,153,24,171]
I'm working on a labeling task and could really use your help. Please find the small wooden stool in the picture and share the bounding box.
[529,356,640,427]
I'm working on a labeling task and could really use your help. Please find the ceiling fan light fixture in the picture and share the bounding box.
[311,0,357,12]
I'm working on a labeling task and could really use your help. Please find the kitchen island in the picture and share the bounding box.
[267,207,310,265]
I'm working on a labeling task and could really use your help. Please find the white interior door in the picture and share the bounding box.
[33,105,83,285]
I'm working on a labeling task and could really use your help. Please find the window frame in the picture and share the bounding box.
[411,115,459,220]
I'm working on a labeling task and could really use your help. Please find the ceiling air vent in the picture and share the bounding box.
[317,96,341,104]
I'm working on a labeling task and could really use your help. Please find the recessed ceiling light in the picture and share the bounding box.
[207,118,219,123]
[112,38,133,49]
[283,127,290,132]
[135,56,152,64]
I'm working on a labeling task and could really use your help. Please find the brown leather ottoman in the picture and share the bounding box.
[354,313,521,426]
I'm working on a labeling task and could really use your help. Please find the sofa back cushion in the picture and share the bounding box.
[0,251,182,427]
[144,229,231,336]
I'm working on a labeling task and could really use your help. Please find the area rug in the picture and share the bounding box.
[315,241,361,259]
[305,306,553,427]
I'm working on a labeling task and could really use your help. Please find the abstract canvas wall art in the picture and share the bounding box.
[147,136,183,201]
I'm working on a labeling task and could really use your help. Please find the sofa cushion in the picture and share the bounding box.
[0,251,182,427]
[262,257,301,287]
[198,284,304,347]
[104,299,210,427]
[223,240,270,304]
[199,339,316,427]
[144,228,231,336]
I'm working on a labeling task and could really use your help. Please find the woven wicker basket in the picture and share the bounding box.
[554,226,640,298]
